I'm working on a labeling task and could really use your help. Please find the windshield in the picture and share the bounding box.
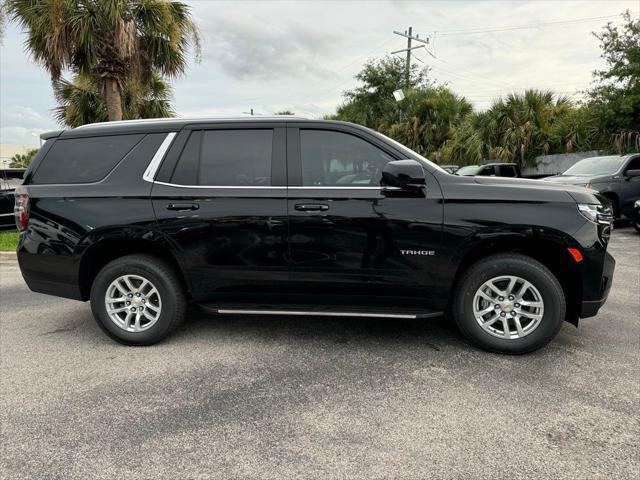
[563,156,626,175]
[455,165,482,176]
[375,131,447,174]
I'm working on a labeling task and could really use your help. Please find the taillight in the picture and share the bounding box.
[14,186,29,231]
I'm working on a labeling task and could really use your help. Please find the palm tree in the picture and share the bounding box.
[9,149,39,168]
[53,72,174,128]
[381,87,472,160]
[442,90,581,166]
[5,0,200,121]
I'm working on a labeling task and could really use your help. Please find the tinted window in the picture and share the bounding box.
[198,130,272,186]
[170,131,201,185]
[300,130,392,186]
[498,165,517,177]
[32,134,143,184]
[625,156,640,172]
[478,166,495,176]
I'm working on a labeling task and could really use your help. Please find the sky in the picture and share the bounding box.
[1,0,638,146]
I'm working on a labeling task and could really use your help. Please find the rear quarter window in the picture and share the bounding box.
[31,134,143,184]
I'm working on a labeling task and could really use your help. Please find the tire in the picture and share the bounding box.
[90,254,186,346]
[453,253,566,354]
[602,194,620,218]
[633,219,640,234]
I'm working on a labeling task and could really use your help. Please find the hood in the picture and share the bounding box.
[542,174,594,185]
[469,175,600,204]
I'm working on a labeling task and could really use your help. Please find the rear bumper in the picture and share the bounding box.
[580,250,615,318]
[18,251,83,301]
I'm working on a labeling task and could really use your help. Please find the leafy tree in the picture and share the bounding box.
[53,72,174,128]
[331,56,432,129]
[5,0,200,121]
[442,90,577,166]
[9,148,38,168]
[588,11,640,152]
[380,87,472,161]
[274,110,295,115]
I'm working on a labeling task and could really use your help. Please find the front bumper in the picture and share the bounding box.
[580,250,615,318]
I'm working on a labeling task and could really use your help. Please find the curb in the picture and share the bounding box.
[0,251,17,261]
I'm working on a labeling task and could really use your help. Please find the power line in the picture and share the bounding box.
[286,37,396,105]
[415,12,638,37]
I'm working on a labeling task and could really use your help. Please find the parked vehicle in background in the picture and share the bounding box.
[439,164,459,174]
[632,200,640,233]
[1,169,25,230]
[543,154,640,218]
[15,118,615,354]
[456,163,521,178]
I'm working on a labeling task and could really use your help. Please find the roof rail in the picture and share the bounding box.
[74,115,307,129]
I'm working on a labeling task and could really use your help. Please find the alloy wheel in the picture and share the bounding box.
[105,274,162,332]
[472,275,545,340]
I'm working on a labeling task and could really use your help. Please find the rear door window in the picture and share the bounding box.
[170,129,273,186]
[32,134,143,184]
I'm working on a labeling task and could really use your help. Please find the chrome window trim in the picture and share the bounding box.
[289,186,400,190]
[150,180,400,191]
[144,133,401,191]
[152,180,286,189]
[142,132,177,183]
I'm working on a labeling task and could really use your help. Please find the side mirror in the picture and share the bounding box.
[381,159,425,191]
[625,169,640,178]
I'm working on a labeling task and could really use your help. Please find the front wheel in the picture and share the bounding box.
[453,254,566,354]
[90,254,186,345]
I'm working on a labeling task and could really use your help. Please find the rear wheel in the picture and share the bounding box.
[453,254,565,354]
[90,254,186,345]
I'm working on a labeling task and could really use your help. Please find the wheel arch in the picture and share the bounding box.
[449,232,582,326]
[600,191,620,217]
[76,228,190,301]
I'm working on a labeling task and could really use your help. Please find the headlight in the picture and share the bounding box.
[578,203,613,225]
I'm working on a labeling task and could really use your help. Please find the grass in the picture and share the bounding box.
[0,231,19,251]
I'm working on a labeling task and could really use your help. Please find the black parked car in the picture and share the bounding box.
[455,162,521,178]
[543,154,640,218]
[1,168,25,230]
[15,118,615,353]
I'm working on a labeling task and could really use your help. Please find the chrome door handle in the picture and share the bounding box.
[295,204,329,212]
[166,203,199,211]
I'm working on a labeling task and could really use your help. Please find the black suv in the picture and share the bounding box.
[15,118,615,353]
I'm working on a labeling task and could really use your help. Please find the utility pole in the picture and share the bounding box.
[392,27,429,87]
[405,26,412,86]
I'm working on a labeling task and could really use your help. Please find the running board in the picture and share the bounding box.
[199,304,443,319]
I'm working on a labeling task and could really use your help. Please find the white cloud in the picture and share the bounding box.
[1,0,637,143]
[0,106,56,145]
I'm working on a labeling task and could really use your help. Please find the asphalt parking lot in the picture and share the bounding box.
[1,227,638,480]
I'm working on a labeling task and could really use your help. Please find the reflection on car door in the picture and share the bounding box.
[151,123,289,302]
[286,122,443,305]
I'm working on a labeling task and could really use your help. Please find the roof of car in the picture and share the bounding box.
[42,116,353,139]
